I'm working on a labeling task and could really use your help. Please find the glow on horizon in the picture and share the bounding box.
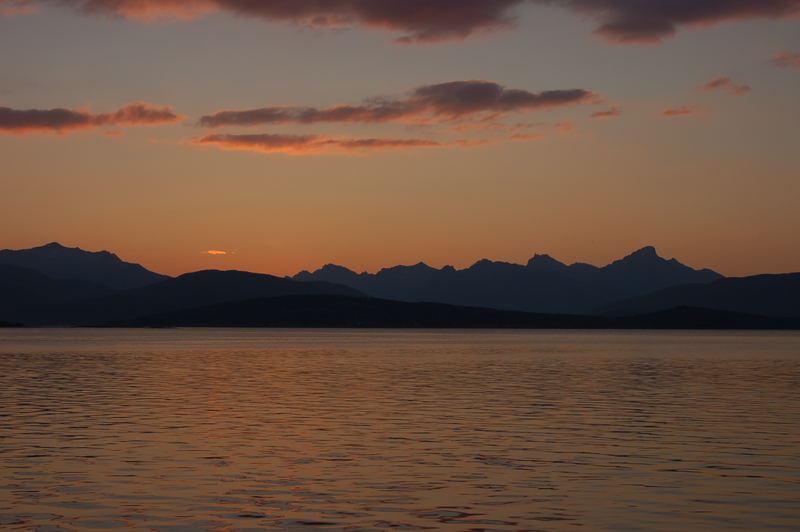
[1,1,798,278]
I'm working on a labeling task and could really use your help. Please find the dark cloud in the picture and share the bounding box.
[39,0,524,42]
[15,1,799,44]
[772,51,800,68]
[532,0,800,44]
[697,77,750,95]
[199,80,598,128]
[590,106,623,118]
[0,102,182,134]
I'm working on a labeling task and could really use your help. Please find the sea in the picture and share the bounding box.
[1,328,799,531]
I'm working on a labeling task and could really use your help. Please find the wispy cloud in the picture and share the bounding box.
[192,131,545,156]
[0,0,36,16]
[0,102,182,134]
[205,249,233,255]
[658,106,698,118]
[697,77,750,95]
[199,80,598,129]
[772,51,800,69]
[590,107,623,119]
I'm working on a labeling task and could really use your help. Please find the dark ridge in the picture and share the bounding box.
[604,273,800,318]
[292,246,723,314]
[0,242,169,289]
[105,295,800,330]
[36,269,364,326]
[0,264,114,323]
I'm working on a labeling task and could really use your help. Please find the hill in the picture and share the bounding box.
[106,295,800,330]
[0,264,114,323]
[604,273,800,318]
[38,269,364,325]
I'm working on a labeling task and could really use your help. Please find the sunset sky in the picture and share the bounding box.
[1,0,799,278]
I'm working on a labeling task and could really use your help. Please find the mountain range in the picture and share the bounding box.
[1,242,798,328]
[294,246,722,314]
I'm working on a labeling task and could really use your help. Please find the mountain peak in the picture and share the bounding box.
[630,246,659,258]
[527,253,566,269]
[0,242,168,289]
[319,263,356,275]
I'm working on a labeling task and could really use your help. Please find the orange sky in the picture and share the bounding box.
[1,1,799,277]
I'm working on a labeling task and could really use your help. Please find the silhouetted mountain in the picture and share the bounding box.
[0,321,24,327]
[106,295,800,330]
[604,273,800,318]
[0,264,113,322]
[0,242,168,289]
[38,269,363,325]
[294,246,722,314]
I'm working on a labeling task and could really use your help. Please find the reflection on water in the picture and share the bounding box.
[1,329,799,531]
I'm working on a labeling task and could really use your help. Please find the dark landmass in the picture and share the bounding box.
[106,295,800,330]
[27,269,364,325]
[2,242,798,329]
[0,320,24,327]
[605,273,800,318]
[0,264,114,322]
[294,246,722,315]
[0,242,168,290]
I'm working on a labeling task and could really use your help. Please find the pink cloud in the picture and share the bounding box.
[772,51,800,69]
[697,77,750,95]
[0,0,37,16]
[658,106,698,118]
[193,130,545,156]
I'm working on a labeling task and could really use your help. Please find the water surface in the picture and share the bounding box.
[1,329,799,531]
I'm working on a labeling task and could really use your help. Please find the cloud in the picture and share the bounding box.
[590,106,622,118]
[532,0,800,44]
[199,81,598,128]
[206,249,233,255]
[0,102,182,134]
[772,51,800,68]
[193,133,444,155]
[15,1,800,44]
[658,106,698,118]
[192,131,544,155]
[0,0,37,16]
[33,0,525,42]
[697,77,750,95]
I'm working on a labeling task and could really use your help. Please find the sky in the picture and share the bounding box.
[1,0,799,278]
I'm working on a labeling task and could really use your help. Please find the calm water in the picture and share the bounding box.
[1,329,799,532]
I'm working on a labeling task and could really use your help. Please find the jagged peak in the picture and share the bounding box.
[318,263,356,274]
[628,245,659,259]
[526,253,566,268]
[377,261,435,275]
